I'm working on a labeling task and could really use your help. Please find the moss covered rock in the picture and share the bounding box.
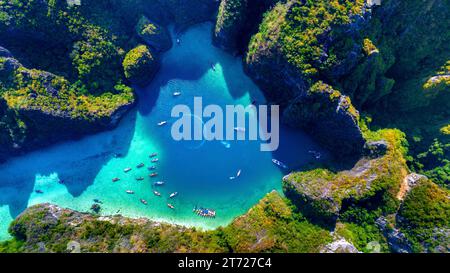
[123,45,160,86]
[396,178,450,253]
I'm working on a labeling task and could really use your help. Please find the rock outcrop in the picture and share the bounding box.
[283,129,408,226]
[283,82,365,156]
[123,45,160,86]
[136,16,172,52]
[0,52,135,162]
[320,237,360,253]
[213,0,276,53]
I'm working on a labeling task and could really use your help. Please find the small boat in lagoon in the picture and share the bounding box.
[308,150,322,160]
[154,181,165,186]
[112,177,120,182]
[167,203,175,209]
[35,190,44,194]
[153,191,161,196]
[149,172,158,177]
[272,159,288,169]
[169,192,178,199]
[157,121,168,126]
[93,199,103,204]
[125,190,135,194]
[151,158,159,163]
[230,169,242,180]
[149,153,157,158]
[140,199,148,205]
[148,166,156,170]
[173,91,181,96]
[124,167,132,173]
[234,127,246,133]
[136,177,145,181]
[137,163,145,168]
[220,140,231,149]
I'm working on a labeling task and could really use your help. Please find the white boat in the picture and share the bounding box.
[173,91,181,96]
[272,159,288,169]
[229,176,236,180]
[220,141,231,149]
[234,127,246,132]
[169,192,178,198]
[167,203,175,209]
[153,191,161,196]
[236,169,242,177]
[154,181,165,186]
[157,121,168,126]
[124,167,132,173]
[308,150,322,159]
[126,190,134,194]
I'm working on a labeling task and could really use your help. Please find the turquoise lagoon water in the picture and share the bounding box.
[0,23,327,241]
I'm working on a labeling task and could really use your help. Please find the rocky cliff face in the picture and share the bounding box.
[282,129,407,227]
[213,0,277,54]
[0,53,135,162]
[242,0,374,157]
[283,82,365,156]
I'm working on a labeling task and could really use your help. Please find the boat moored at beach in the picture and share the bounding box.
[193,206,216,218]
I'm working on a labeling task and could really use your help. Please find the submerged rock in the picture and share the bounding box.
[136,16,172,52]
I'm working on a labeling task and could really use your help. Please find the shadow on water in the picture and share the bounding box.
[0,111,137,218]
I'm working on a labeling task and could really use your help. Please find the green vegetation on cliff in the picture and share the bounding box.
[123,45,159,86]
[398,178,450,252]
[3,192,331,253]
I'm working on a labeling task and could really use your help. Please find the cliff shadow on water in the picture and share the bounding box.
[0,112,137,218]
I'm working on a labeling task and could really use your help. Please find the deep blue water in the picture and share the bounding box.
[0,23,327,240]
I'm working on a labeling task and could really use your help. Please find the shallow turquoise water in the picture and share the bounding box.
[0,23,327,241]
